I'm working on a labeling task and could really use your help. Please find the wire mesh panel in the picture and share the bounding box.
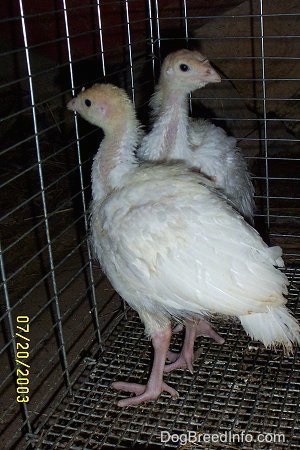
[29,268,300,449]
[0,1,299,449]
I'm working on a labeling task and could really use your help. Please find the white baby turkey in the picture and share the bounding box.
[67,83,299,407]
[138,49,256,371]
[139,49,255,222]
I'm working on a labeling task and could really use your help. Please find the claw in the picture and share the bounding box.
[112,381,179,407]
[112,325,178,406]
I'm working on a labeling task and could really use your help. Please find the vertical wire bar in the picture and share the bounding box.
[124,0,135,105]
[259,0,270,229]
[120,0,135,316]
[182,0,189,45]
[18,0,71,389]
[154,0,161,64]
[0,242,33,434]
[147,0,156,83]
[62,0,102,347]
[182,0,192,113]
[96,0,106,78]
[0,244,15,356]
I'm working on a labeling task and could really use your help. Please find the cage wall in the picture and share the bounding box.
[0,1,299,449]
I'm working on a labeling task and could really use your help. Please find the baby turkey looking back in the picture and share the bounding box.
[67,83,299,407]
[138,49,256,371]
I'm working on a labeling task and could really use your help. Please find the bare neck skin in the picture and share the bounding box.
[140,84,191,161]
[92,119,139,203]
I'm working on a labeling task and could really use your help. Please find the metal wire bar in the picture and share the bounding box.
[0,242,25,411]
[182,0,193,115]
[124,0,135,104]
[0,7,290,24]
[62,0,102,348]
[259,0,270,230]
[0,1,34,434]
[182,0,189,44]
[147,12,300,20]
[96,1,106,79]
[154,0,161,60]
[1,160,88,223]
[18,0,71,392]
[146,0,157,84]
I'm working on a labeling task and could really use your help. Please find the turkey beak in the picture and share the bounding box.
[201,60,221,83]
[67,98,77,111]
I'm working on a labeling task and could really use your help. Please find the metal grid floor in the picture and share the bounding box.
[33,267,299,449]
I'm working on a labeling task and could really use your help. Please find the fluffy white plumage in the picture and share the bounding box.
[138,49,255,223]
[67,83,299,406]
[138,49,256,370]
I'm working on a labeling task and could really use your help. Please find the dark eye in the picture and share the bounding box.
[85,99,92,107]
[179,64,190,72]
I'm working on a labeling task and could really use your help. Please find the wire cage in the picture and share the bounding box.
[0,0,299,449]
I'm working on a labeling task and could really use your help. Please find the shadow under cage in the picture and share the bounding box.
[0,0,299,449]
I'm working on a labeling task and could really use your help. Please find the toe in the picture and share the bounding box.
[111,381,146,395]
[113,381,179,407]
[166,350,180,363]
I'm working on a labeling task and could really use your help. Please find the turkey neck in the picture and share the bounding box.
[91,120,139,203]
[142,87,190,161]
[156,88,189,159]
[161,90,189,158]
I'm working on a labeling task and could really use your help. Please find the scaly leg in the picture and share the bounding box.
[165,318,224,373]
[112,326,179,407]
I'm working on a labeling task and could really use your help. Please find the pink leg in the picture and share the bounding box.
[165,318,224,373]
[194,318,225,344]
[111,326,179,407]
[165,322,197,373]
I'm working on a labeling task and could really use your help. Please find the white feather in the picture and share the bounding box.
[240,306,300,353]
[91,163,296,349]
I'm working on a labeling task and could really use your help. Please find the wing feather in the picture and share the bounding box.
[92,165,287,320]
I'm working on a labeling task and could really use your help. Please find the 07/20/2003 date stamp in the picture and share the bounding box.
[15,316,30,403]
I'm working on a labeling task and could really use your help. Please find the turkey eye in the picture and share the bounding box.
[85,99,92,107]
[179,64,189,72]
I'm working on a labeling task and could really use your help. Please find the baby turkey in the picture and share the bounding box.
[138,49,255,371]
[67,83,299,407]
[138,49,255,222]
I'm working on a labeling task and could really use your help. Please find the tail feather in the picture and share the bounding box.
[239,306,300,354]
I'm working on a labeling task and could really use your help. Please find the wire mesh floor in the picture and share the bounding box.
[33,267,300,449]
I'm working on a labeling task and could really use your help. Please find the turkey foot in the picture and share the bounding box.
[165,318,224,373]
[194,318,225,344]
[112,380,178,407]
[111,326,179,407]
